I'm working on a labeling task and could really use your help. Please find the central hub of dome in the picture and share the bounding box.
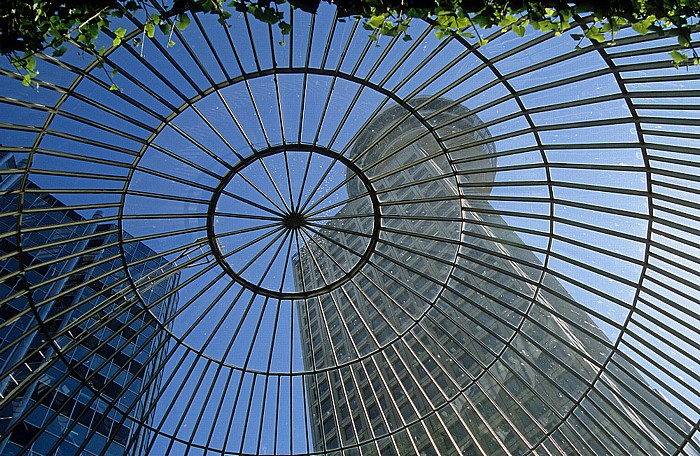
[208,146,380,299]
[282,211,306,229]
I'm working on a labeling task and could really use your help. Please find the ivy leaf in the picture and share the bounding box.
[112,27,127,47]
[177,13,191,30]
[434,30,449,40]
[367,14,386,29]
[631,21,648,35]
[670,50,688,67]
[25,56,36,71]
[498,14,518,27]
[586,26,606,43]
[22,74,32,86]
[52,46,68,57]
[512,24,526,37]
[145,22,155,38]
[279,21,292,35]
[109,83,119,91]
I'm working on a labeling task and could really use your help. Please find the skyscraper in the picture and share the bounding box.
[0,154,179,455]
[295,98,689,455]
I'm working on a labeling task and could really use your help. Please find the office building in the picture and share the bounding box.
[294,98,690,455]
[0,154,179,455]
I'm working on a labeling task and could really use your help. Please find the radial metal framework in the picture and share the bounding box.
[0,3,699,456]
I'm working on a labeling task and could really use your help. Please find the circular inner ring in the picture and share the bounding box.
[208,145,380,299]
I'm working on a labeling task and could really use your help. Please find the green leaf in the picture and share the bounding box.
[168,40,176,47]
[512,24,526,37]
[25,56,36,71]
[109,83,119,91]
[52,46,68,57]
[279,21,292,35]
[145,22,155,38]
[367,14,386,29]
[586,27,606,43]
[113,36,122,47]
[110,68,118,77]
[498,14,517,27]
[402,34,412,41]
[670,50,688,65]
[177,13,191,30]
[22,74,32,86]
[115,27,127,38]
[631,22,648,35]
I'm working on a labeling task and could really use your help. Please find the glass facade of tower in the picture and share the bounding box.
[0,154,179,455]
[294,99,690,455]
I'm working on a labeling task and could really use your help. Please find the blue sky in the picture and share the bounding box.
[1,3,699,455]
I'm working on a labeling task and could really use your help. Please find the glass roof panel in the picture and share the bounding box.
[1,4,699,455]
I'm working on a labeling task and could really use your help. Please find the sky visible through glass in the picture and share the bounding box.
[0,2,699,455]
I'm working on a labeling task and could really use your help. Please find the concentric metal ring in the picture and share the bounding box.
[208,145,381,300]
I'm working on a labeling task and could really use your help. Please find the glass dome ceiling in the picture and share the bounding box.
[1,5,699,456]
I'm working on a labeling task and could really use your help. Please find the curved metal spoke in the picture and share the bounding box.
[0,6,698,456]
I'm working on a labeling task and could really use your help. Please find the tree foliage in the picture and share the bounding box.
[2,0,699,86]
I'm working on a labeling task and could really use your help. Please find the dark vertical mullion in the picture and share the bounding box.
[255,374,272,454]
[297,236,362,365]
[164,358,215,454]
[239,14,274,149]
[121,7,203,98]
[310,9,342,145]
[299,228,387,351]
[303,190,372,220]
[172,276,240,359]
[265,301,284,372]
[221,369,248,453]
[296,159,345,215]
[274,375,282,455]
[256,231,292,288]
[297,12,315,144]
[258,156,293,212]
[283,151,296,212]
[232,167,289,214]
[300,373,312,454]
[237,371,261,455]
[299,221,420,331]
[235,226,287,276]
[203,367,235,450]
[187,103,245,163]
[269,22,287,149]
[294,151,314,211]
[192,12,231,81]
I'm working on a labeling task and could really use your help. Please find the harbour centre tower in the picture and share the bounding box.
[294,98,690,455]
